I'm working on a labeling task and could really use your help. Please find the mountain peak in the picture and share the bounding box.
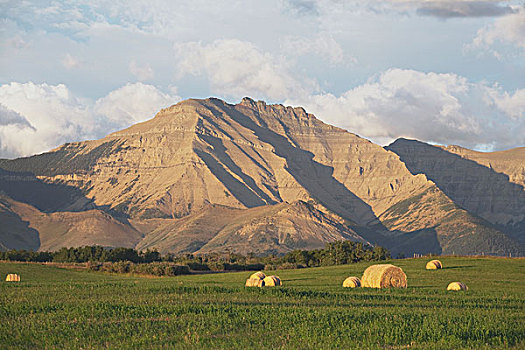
[389,138,424,147]
[239,96,257,107]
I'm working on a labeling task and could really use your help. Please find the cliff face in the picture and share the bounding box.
[387,139,525,244]
[0,98,522,256]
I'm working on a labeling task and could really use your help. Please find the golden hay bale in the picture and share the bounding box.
[361,264,407,288]
[250,271,266,280]
[426,260,442,270]
[263,275,281,287]
[342,276,361,288]
[447,282,468,291]
[5,274,21,282]
[245,278,265,287]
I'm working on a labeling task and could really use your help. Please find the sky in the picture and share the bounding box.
[1,0,524,158]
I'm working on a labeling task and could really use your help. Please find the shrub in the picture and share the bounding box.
[186,262,210,271]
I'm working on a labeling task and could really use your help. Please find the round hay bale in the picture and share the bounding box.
[447,282,468,291]
[5,274,20,282]
[342,276,361,288]
[245,278,265,287]
[426,260,442,270]
[250,271,266,280]
[361,264,407,289]
[263,275,281,287]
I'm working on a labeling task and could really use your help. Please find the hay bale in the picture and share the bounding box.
[426,260,442,270]
[361,264,407,288]
[245,278,265,287]
[250,271,266,280]
[5,274,20,282]
[447,282,468,291]
[342,276,361,288]
[263,275,281,287]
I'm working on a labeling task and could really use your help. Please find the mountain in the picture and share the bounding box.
[387,139,525,246]
[0,97,523,256]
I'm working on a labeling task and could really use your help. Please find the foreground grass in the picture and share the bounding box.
[0,257,523,349]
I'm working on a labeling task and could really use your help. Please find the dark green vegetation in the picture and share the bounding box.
[0,241,390,276]
[0,246,164,264]
[88,261,191,276]
[1,257,523,349]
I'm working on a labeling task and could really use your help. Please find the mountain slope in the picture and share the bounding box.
[0,98,522,256]
[135,201,366,255]
[378,186,522,256]
[0,194,40,251]
[0,194,143,251]
[387,139,525,245]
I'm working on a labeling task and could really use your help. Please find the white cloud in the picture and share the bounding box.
[0,104,37,158]
[6,35,30,50]
[94,82,180,125]
[129,60,155,81]
[62,53,81,69]
[469,7,525,56]
[286,69,524,151]
[175,39,316,101]
[0,82,96,158]
[0,82,180,158]
[485,86,525,119]
[280,32,354,65]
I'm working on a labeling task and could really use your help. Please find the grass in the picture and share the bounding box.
[0,257,524,349]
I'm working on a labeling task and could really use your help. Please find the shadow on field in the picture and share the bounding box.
[442,265,474,270]
[282,277,315,282]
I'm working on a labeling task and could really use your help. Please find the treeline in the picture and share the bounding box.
[0,246,162,264]
[269,241,390,268]
[165,241,389,270]
[0,241,390,274]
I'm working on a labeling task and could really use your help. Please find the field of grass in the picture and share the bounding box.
[0,257,523,349]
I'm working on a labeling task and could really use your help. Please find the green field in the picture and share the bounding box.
[0,257,524,349]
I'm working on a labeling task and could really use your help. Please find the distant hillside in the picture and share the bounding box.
[387,139,525,246]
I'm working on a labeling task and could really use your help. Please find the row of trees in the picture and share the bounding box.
[0,240,390,271]
[168,241,390,269]
[0,246,161,263]
[277,241,390,268]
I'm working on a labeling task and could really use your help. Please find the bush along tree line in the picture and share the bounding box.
[0,241,390,276]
